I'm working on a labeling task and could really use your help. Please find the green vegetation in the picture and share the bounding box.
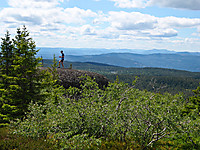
[0,127,58,150]
[43,60,200,96]
[10,76,200,149]
[0,27,200,149]
[184,85,200,116]
[0,26,53,127]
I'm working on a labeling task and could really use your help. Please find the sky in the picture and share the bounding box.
[0,0,200,52]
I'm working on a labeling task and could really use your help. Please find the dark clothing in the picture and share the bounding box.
[61,53,64,60]
[59,51,65,68]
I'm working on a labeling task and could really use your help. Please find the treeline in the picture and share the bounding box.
[106,74,200,96]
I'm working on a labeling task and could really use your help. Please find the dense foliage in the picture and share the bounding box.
[184,85,200,116]
[12,76,200,149]
[0,26,52,127]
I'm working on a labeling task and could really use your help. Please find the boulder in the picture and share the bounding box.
[40,67,109,89]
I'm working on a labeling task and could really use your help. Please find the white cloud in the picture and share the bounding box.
[63,7,97,24]
[158,16,200,28]
[102,11,200,38]
[0,5,97,33]
[197,26,200,33]
[143,28,178,37]
[0,0,98,45]
[111,0,200,10]
[8,0,64,8]
[96,27,120,39]
[147,0,200,10]
[108,11,157,30]
[81,25,97,35]
[110,0,147,8]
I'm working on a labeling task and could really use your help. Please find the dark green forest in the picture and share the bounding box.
[0,27,200,150]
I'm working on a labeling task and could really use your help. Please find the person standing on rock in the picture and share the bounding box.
[58,50,64,68]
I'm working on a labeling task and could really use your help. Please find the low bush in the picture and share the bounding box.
[11,76,200,149]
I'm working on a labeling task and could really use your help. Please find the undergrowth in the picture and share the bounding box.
[0,127,59,150]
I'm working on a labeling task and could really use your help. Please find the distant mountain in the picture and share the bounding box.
[36,47,200,72]
[65,53,144,68]
[36,47,196,58]
[176,52,200,56]
[65,53,200,72]
[2,47,199,72]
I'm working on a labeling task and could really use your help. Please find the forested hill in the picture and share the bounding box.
[43,59,200,77]
[35,47,200,72]
[64,53,200,72]
[43,59,200,96]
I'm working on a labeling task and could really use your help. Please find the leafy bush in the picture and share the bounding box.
[12,76,200,149]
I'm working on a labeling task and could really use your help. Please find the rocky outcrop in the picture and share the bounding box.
[40,67,109,89]
[57,68,109,89]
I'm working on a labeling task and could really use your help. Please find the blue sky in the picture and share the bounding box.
[0,0,200,52]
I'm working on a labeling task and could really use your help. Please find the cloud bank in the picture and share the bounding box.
[111,0,200,10]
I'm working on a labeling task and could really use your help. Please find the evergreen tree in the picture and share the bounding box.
[185,86,200,116]
[11,26,43,111]
[191,86,200,115]
[0,31,16,127]
[0,26,51,126]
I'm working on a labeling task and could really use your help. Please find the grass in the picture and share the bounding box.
[1,127,199,150]
[0,127,58,150]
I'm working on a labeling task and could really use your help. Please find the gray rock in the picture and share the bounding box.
[40,67,109,89]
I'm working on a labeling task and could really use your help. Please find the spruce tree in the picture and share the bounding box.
[0,31,16,126]
[0,26,51,126]
[186,86,200,115]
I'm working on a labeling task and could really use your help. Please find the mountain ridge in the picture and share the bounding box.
[37,47,200,57]
[65,53,200,72]
[36,47,200,72]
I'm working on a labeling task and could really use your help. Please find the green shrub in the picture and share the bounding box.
[11,76,200,149]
